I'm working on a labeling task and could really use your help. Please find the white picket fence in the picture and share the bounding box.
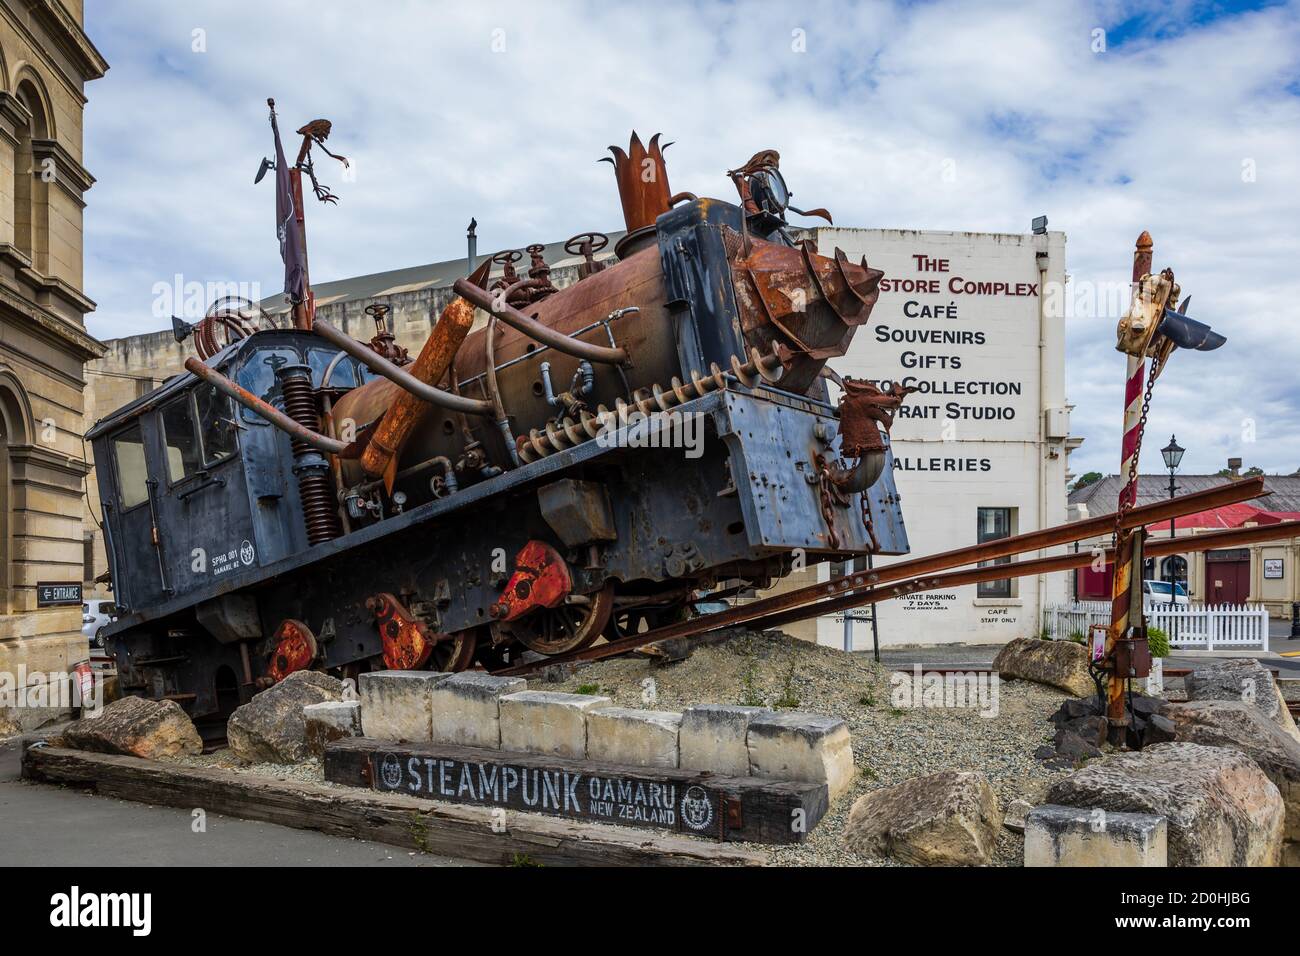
[1042,601,1271,651]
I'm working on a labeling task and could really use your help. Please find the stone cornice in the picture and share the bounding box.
[0,262,104,360]
[0,90,31,128]
[31,137,94,197]
[29,0,109,82]
[6,441,91,477]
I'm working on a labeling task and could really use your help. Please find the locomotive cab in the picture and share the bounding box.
[88,330,373,615]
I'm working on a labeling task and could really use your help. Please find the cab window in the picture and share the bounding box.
[160,397,202,483]
[236,348,298,424]
[194,384,238,466]
[112,423,149,509]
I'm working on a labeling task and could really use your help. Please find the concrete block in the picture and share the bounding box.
[679,704,768,776]
[1024,805,1168,867]
[586,707,682,769]
[430,672,527,749]
[747,711,854,800]
[499,690,610,759]
[303,700,361,758]
[359,671,453,742]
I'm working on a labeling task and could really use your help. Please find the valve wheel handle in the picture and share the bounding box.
[491,249,523,265]
[364,303,389,317]
[525,243,547,256]
[564,232,609,256]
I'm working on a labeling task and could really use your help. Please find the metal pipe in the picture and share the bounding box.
[311,319,493,417]
[184,357,352,455]
[507,477,1266,654]
[484,316,520,468]
[497,517,1300,675]
[453,277,629,366]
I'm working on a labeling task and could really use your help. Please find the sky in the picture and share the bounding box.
[81,0,1300,480]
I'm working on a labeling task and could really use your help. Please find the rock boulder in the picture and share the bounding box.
[1184,659,1300,744]
[993,638,1093,697]
[1044,742,1283,866]
[1162,699,1300,841]
[227,670,343,764]
[58,696,201,760]
[845,770,1003,866]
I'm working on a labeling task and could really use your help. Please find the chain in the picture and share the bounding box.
[1112,351,1164,549]
[814,454,849,550]
[859,492,880,553]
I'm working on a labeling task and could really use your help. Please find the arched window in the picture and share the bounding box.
[1160,555,1188,586]
[0,375,32,615]
[13,75,51,273]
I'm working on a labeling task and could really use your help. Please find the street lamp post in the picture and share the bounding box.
[1161,435,1185,582]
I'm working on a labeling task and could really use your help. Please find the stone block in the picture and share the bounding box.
[430,672,527,749]
[358,671,453,742]
[586,707,682,769]
[679,704,768,776]
[1045,742,1283,866]
[747,711,854,800]
[499,690,609,759]
[1024,804,1168,867]
[303,700,361,758]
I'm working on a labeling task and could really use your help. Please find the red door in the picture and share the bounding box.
[1205,549,1250,604]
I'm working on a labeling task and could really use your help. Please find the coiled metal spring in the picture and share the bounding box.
[516,344,786,463]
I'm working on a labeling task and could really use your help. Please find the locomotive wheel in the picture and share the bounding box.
[430,629,478,672]
[605,600,691,641]
[490,584,614,656]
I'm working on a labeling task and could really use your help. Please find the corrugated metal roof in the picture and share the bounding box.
[258,232,626,312]
[1069,473,1300,515]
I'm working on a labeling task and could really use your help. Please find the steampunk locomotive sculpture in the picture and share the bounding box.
[88,122,912,720]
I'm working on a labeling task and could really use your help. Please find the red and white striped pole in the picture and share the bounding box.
[1106,231,1153,730]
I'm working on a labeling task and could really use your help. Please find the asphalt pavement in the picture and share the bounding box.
[0,738,471,866]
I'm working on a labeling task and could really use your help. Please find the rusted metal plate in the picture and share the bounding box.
[367,592,436,671]
[489,541,572,623]
[267,619,318,683]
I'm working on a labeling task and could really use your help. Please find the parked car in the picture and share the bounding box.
[81,599,118,662]
[1142,579,1189,610]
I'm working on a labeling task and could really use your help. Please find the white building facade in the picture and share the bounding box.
[799,226,1075,648]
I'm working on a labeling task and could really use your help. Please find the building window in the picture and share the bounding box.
[112,424,149,510]
[160,397,202,483]
[83,533,95,582]
[193,385,238,466]
[977,507,1015,598]
[1160,555,1188,586]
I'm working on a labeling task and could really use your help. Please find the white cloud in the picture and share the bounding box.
[82,0,1300,476]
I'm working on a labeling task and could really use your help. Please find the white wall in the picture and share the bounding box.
[812,227,1073,648]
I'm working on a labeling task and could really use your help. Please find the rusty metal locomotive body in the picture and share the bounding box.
[88,134,910,719]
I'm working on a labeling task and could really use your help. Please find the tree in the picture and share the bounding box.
[1071,471,1103,491]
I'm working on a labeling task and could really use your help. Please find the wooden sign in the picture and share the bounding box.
[37,582,83,607]
[324,738,827,845]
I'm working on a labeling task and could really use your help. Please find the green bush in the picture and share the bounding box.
[1147,626,1170,658]
[1067,630,1086,645]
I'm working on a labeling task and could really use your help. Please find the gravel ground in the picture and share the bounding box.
[538,628,1073,866]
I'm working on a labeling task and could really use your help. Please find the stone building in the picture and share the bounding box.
[0,0,107,683]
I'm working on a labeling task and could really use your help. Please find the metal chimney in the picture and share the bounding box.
[466,218,478,276]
